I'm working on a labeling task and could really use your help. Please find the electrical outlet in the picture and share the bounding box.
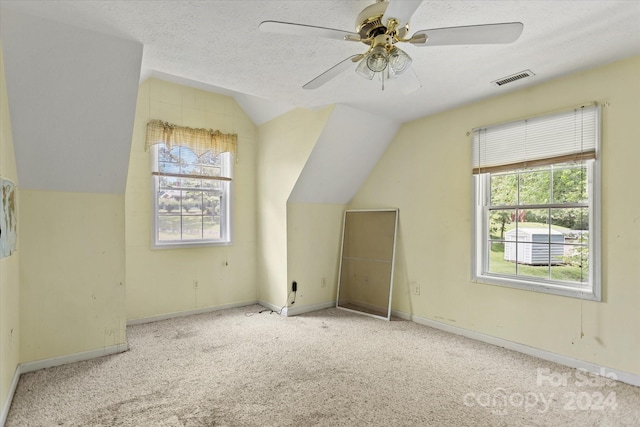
[321,277,327,288]
[193,280,199,289]
[411,282,420,295]
[10,329,13,344]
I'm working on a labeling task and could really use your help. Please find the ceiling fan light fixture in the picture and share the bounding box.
[388,46,412,75]
[367,45,388,72]
[356,55,376,80]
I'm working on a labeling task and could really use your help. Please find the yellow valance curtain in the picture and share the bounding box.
[145,119,237,158]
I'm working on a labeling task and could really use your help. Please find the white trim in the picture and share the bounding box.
[1,365,21,427]
[255,300,336,317]
[2,343,130,426]
[126,300,258,326]
[20,343,129,374]
[256,299,284,314]
[285,301,336,317]
[391,309,640,388]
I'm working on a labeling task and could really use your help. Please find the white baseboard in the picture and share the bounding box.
[256,300,285,314]
[256,300,336,317]
[20,342,129,374]
[126,300,259,326]
[1,342,129,427]
[285,301,336,317]
[391,309,640,388]
[1,366,21,427]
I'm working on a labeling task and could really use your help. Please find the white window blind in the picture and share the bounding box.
[472,104,598,174]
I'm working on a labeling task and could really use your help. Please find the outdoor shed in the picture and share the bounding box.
[504,227,565,265]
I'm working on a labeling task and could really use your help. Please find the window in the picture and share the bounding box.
[471,104,601,300]
[152,145,232,247]
[145,119,237,248]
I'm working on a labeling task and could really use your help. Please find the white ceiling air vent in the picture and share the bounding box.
[492,70,535,87]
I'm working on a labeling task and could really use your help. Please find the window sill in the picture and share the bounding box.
[152,240,231,250]
[472,273,600,301]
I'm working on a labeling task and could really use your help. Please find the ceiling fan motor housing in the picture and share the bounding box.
[356,0,409,43]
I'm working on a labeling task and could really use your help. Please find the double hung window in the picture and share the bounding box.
[146,120,236,248]
[471,104,601,300]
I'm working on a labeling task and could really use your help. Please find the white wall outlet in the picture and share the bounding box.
[321,277,327,288]
[411,282,420,295]
[193,280,199,289]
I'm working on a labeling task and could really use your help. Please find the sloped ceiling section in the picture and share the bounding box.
[289,105,400,204]
[141,70,294,126]
[0,9,142,193]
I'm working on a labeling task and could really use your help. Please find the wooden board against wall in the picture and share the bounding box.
[337,209,398,320]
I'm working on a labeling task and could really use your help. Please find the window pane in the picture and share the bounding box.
[551,243,589,283]
[519,208,549,231]
[552,163,587,203]
[157,145,174,162]
[202,179,223,190]
[201,165,221,177]
[488,209,515,240]
[490,173,517,205]
[488,241,515,275]
[157,193,180,213]
[158,161,179,174]
[183,191,203,214]
[552,240,589,283]
[158,216,181,241]
[550,207,588,241]
[519,168,551,205]
[158,176,179,189]
[203,194,220,215]
[203,216,220,239]
[515,243,550,279]
[199,152,221,167]
[182,216,203,240]
[177,177,199,190]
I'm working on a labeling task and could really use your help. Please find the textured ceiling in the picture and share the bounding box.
[1,0,639,124]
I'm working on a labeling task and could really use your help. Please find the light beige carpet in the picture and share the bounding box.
[6,305,640,426]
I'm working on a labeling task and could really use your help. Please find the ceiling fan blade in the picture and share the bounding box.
[411,22,523,46]
[259,21,361,42]
[303,55,362,90]
[381,0,423,29]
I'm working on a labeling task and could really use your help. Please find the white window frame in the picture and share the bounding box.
[151,145,232,249]
[471,105,601,301]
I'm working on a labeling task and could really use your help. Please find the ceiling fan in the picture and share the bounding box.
[259,0,523,91]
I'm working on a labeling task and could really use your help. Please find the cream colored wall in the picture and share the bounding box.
[286,203,345,308]
[350,56,640,375]
[125,79,258,321]
[19,190,126,363]
[0,41,20,411]
[256,107,333,307]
